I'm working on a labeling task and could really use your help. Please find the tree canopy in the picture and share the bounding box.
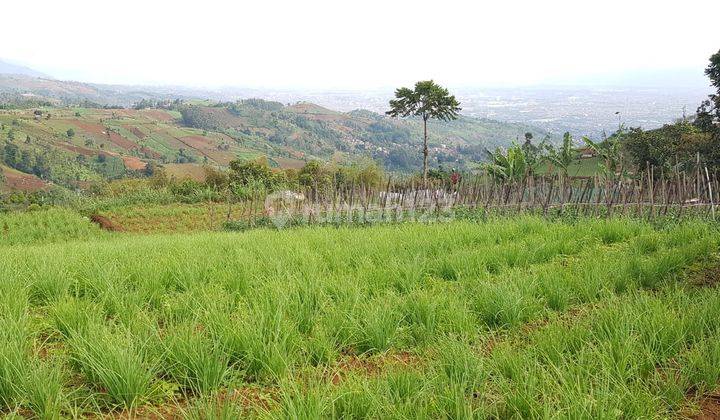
[387,80,461,182]
[387,80,461,122]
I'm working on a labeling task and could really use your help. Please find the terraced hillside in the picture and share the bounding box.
[0,100,550,190]
[0,106,267,188]
[179,100,550,172]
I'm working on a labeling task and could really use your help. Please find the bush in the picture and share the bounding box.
[228,158,284,190]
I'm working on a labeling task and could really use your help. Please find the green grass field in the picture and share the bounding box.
[0,208,105,246]
[537,156,602,177]
[1,215,720,418]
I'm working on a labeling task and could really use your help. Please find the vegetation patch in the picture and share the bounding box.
[0,218,719,417]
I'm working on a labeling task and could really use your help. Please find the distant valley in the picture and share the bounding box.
[1,58,711,140]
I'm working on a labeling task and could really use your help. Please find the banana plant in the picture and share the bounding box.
[544,132,576,176]
[483,143,529,181]
[582,126,626,178]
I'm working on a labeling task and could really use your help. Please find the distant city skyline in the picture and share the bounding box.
[1,0,718,90]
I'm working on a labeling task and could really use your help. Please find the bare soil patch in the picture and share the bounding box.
[1,166,48,191]
[129,126,146,139]
[178,135,233,164]
[687,261,720,288]
[89,214,124,232]
[68,120,139,150]
[140,146,163,159]
[330,351,421,385]
[694,392,720,419]
[121,156,147,171]
[57,143,97,157]
[143,109,175,122]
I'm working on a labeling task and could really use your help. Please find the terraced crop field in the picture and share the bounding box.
[1,217,720,418]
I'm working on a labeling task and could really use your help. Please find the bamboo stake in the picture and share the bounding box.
[705,167,716,221]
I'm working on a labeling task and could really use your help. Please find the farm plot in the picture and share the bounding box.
[0,218,719,418]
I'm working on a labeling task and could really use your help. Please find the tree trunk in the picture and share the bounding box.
[422,116,429,185]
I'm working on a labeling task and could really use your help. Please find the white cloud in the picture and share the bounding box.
[2,0,719,88]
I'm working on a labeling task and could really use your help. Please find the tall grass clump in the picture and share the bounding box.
[68,324,156,408]
[0,286,30,410]
[21,361,66,419]
[160,323,231,395]
[0,208,105,246]
[0,317,29,410]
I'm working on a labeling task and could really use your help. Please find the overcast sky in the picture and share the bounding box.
[2,0,719,89]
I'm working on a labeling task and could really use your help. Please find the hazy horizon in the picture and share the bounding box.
[2,0,719,90]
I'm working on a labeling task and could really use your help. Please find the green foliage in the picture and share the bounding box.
[0,218,719,417]
[688,48,720,176]
[387,81,461,122]
[0,208,105,246]
[298,160,332,189]
[387,80,461,181]
[705,48,720,105]
[95,154,126,179]
[0,99,549,191]
[624,123,695,172]
[544,132,575,175]
[228,158,283,190]
[336,159,384,188]
[621,121,720,174]
[69,325,156,408]
[484,143,530,181]
[582,129,625,177]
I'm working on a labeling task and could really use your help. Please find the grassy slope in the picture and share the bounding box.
[0,208,106,246]
[537,156,602,177]
[0,217,718,417]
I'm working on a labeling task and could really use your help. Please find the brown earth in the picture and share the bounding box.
[694,392,720,419]
[140,146,163,159]
[687,259,720,288]
[56,142,146,170]
[224,386,277,412]
[68,120,139,150]
[180,135,214,148]
[57,143,97,157]
[329,351,421,385]
[142,109,175,122]
[121,156,147,171]
[274,157,307,169]
[1,166,48,191]
[89,214,124,232]
[128,126,146,139]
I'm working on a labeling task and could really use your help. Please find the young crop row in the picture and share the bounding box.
[0,217,718,418]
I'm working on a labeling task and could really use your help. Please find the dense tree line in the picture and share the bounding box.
[180,105,223,131]
[132,98,183,110]
[0,142,52,179]
[622,49,720,175]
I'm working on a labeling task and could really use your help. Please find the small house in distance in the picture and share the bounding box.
[577,147,597,159]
